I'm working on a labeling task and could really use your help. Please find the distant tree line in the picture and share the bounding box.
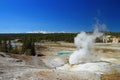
[22,36,36,56]
[0,37,12,53]
[0,32,119,43]
[0,33,77,55]
[0,32,119,55]
[0,35,36,55]
[0,33,77,42]
[105,32,120,38]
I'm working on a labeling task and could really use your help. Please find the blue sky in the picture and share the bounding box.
[0,0,120,33]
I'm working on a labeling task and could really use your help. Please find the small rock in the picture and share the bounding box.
[0,52,9,57]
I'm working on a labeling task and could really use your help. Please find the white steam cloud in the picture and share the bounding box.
[69,22,104,65]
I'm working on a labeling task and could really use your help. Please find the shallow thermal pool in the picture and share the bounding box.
[56,51,72,56]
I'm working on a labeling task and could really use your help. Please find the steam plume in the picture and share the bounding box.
[69,22,103,64]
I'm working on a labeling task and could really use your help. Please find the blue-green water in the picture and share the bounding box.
[11,43,21,47]
[57,51,72,56]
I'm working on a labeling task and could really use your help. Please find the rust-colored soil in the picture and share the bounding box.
[101,74,120,80]
[36,71,54,78]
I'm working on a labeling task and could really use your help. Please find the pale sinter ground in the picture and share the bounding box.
[0,42,120,80]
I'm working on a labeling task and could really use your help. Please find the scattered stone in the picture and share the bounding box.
[0,52,9,57]
[37,53,45,56]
